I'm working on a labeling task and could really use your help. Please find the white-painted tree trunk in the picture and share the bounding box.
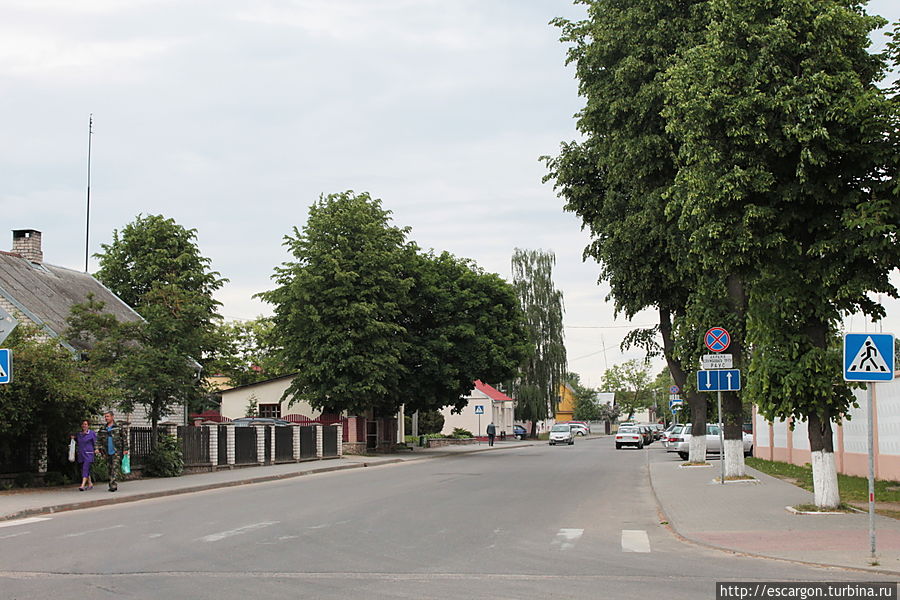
[811,450,840,508]
[689,435,707,463]
[723,439,745,478]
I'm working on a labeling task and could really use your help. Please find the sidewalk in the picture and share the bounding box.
[650,458,900,574]
[0,439,538,522]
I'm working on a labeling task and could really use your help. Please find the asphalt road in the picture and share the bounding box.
[0,438,887,599]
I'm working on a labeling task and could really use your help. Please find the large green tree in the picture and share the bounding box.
[206,317,287,388]
[93,214,226,436]
[545,0,711,461]
[599,359,654,421]
[664,0,899,503]
[510,249,567,436]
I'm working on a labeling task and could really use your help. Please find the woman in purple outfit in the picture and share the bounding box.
[73,420,97,491]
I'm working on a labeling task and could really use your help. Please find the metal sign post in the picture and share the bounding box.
[868,382,876,559]
[843,332,894,561]
[717,391,724,485]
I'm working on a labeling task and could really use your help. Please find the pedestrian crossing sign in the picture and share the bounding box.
[474,405,484,415]
[844,333,894,382]
[0,349,10,384]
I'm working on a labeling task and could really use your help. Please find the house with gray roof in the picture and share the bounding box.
[0,229,185,426]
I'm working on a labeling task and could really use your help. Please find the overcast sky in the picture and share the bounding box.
[3,0,898,388]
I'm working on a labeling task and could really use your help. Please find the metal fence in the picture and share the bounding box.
[178,426,210,466]
[264,426,273,463]
[275,427,293,462]
[299,426,316,459]
[234,427,257,465]
[129,426,154,468]
[323,425,339,457]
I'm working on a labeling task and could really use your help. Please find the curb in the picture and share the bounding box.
[0,441,538,522]
[647,459,900,577]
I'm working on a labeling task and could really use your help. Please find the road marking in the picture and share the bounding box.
[551,528,584,551]
[201,521,278,543]
[63,524,125,538]
[621,529,650,553]
[0,531,31,539]
[147,533,163,539]
[0,517,50,529]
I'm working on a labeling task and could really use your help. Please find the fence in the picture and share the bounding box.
[285,414,357,442]
[275,427,293,462]
[323,426,339,457]
[129,426,153,468]
[234,427,258,465]
[178,426,210,466]
[299,426,316,459]
[217,425,229,465]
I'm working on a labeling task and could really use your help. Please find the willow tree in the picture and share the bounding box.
[511,249,566,436]
[664,0,899,503]
[545,0,710,461]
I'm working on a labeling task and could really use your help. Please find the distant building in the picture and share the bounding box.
[440,381,515,438]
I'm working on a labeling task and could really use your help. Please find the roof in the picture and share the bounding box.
[0,252,143,351]
[219,372,296,394]
[473,380,514,403]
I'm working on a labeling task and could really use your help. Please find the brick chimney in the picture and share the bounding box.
[12,229,43,263]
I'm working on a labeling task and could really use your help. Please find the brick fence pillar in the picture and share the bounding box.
[336,424,343,457]
[256,425,266,465]
[315,425,323,458]
[292,425,301,461]
[225,424,235,466]
[208,425,218,468]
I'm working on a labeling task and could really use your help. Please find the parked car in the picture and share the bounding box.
[615,426,643,449]
[661,424,677,448]
[232,417,293,427]
[549,424,575,446]
[675,423,753,460]
[567,422,590,436]
[650,424,665,440]
[637,425,653,445]
[513,424,528,440]
[665,424,687,453]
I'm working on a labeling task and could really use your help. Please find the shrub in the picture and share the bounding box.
[91,456,109,482]
[14,472,34,488]
[143,434,184,478]
[43,471,70,487]
[451,428,474,439]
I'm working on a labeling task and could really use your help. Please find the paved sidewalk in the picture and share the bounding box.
[0,439,538,522]
[650,458,900,574]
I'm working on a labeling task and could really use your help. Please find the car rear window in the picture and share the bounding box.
[618,427,637,433]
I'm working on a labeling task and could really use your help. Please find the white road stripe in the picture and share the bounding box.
[551,528,584,551]
[621,529,651,553]
[201,521,278,543]
[0,531,31,539]
[0,517,50,529]
[63,524,125,538]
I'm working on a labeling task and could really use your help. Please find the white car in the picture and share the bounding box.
[549,424,575,446]
[674,423,752,460]
[615,426,644,449]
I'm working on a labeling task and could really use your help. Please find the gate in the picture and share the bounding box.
[129,427,153,468]
[217,425,229,465]
[275,427,293,462]
[178,426,210,466]
[264,426,273,463]
[322,425,339,457]
[299,426,316,459]
[234,427,257,465]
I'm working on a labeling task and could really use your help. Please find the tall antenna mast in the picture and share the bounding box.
[84,114,93,273]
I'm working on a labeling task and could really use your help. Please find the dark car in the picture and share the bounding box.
[232,417,293,427]
[512,424,528,440]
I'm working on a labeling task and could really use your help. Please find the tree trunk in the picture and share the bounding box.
[805,320,840,508]
[809,411,840,508]
[722,274,747,477]
[658,307,706,462]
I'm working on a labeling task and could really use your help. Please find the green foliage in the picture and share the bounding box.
[403,410,445,435]
[565,372,602,421]
[206,317,287,387]
[245,394,259,418]
[0,326,100,456]
[260,191,527,416]
[600,360,654,421]
[89,214,226,430]
[43,471,70,487]
[143,434,184,478]
[14,473,34,488]
[510,249,566,424]
[451,428,474,439]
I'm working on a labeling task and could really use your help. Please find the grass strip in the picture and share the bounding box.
[746,457,900,503]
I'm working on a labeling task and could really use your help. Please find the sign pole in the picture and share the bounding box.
[478,414,482,446]
[868,381,876,559]
[717,390,725,485]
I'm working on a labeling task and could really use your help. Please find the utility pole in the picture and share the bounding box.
[84,114,93,273]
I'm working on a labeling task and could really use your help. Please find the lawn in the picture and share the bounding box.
[746,457,900,504]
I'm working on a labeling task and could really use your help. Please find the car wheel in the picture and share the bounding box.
[569,439,574,445]
[637,442,643,449]
[678,452,688,460]
[549,441,554,446]
[745,445,753,457]
[615,443,622,449]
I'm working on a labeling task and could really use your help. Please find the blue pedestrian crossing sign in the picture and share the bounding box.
[474,405,484,415]
[697,369,741,392]
[844,333,894,382]
[0,349,11,384]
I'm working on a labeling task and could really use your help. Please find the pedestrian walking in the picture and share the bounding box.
[96,412,129,492]
[486,422,496,447]
[72,420,97,491]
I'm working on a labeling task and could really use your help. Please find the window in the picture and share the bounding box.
[258,403,281,419]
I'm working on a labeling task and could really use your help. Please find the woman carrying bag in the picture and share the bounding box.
[72,420,97,491]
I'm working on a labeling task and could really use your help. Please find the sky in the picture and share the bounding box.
[3,0,899,388]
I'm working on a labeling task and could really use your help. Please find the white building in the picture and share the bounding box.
[440,381,515,438]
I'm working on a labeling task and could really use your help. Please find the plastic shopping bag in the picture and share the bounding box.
[68,439,76,463]
[121,454,131,475]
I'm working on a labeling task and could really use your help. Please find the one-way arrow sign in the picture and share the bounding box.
[696,369,741,392]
